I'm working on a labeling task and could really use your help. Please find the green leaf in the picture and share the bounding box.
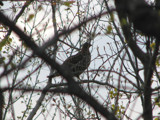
[154,117,159,120]
[121,18,127,26]
[0,37,12,51]
[63,1,75,7]
[27,14,34,22]
[106,25,112,34]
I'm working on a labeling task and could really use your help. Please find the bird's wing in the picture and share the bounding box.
[62,52,83,65]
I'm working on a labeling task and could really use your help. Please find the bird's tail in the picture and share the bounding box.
[47,72,59,79]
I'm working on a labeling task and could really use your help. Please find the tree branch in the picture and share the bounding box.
[0,12,117,120]
[115,0,149,65]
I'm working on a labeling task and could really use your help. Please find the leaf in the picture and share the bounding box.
[106,25,112,34]
[0,38,7,51]
[150,42,155,50]
[156,56,160,66]
[0,37,12,51]
[121,18,127,26]
[27,14,34,22]
[154,117,159,120]
[63,1,75,7]
[110,13,114,21]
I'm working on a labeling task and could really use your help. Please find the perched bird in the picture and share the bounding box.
[48,42,91,78]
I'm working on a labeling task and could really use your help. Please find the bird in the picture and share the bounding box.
[48,42,91,79]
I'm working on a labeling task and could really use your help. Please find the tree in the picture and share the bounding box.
[0,0,160,120]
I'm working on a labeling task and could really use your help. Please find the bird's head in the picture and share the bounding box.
[82,42,91,50]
